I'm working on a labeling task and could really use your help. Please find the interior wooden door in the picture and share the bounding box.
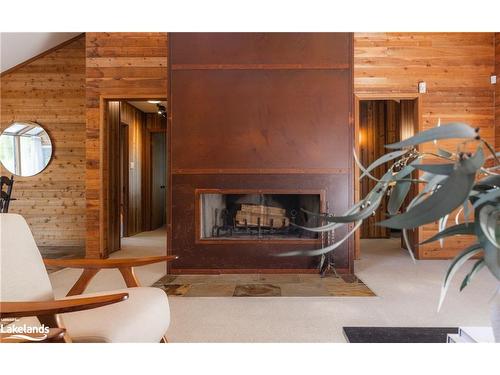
[106,101,122,254]
[120,123,129,238]
[151,132,166,229]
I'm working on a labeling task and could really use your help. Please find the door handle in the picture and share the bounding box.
[160,185,166,189]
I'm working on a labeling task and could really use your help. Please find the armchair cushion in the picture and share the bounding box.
[60,287,170,343]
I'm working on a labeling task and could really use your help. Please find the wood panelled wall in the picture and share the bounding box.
[496,33,500,150]
[354,33,496,259]
[120,102,145,237]
[359,100,400,238]
[170,33,354,272]
[85,32,168,258]
[0,35,86,248]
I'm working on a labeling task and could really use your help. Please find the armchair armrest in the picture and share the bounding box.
[43,255,179,296]
[43,255,179,269]
[0,293,129,319]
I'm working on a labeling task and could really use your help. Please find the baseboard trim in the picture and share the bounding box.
[170,267,351,275]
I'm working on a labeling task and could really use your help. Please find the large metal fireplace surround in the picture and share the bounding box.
[196,189,326,243]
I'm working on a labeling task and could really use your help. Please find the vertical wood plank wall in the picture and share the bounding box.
[359,100,400,238]
[120,102,145,237]
[496,33,500,150]
[354,32,496,259]
[85,32,168,258]
[0,36,86,248]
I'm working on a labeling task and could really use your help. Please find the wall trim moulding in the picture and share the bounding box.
[172,168,350,175]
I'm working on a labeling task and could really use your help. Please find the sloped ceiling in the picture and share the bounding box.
[0,32,81,73]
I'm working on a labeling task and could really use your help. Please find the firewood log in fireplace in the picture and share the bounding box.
[235,204,290,228]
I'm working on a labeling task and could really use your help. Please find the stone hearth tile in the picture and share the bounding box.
[173,275,220,284]
[160,284,192,296]
[184,283,236,297]
[211,274,261,283]
[258,274,301,284]
[153,275,178,285]
[233,283,281,297]
[325,281,375,297]
[279,282,331,297]
[340,274,361,283]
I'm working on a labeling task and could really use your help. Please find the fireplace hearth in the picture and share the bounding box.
[199,191,322,241]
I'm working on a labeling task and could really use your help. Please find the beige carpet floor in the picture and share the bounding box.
[48,232,499,342]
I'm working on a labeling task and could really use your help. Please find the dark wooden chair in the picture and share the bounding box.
[0,175,15,213]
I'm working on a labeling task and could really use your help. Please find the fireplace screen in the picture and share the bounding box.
[199,192,322,240]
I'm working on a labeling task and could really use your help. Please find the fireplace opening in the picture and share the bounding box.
[199,192,322,240]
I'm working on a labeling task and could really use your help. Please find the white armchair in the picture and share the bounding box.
[0,213,177,343]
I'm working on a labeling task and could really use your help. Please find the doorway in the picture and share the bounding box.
[106,99,168,255]
[150,132,167,229]
[355,96,420,258]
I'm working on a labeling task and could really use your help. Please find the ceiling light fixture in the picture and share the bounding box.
[157,104,167,119]
[148,100,161,104]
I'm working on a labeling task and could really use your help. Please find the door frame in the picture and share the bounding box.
[143,128,167,231]
[99,95,170,257]
[354,93,422,259]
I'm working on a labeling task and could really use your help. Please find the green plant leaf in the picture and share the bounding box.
[460,259,485,292]
[352,148,378,181]
[472,188,500,209]
[358,150,409,180]
[387,181,411,215]
[386,122,478,149]
[436,148,453,158]
[297,202,364,233]
[422,174,448,193]
[474,175,500,189]
[438,243,483,311]
[276,221,363,257]
[402,228,416,263]
[478,205,500,250]
[413,163,455,176]
[392,165,416,180]
[326,190,386,223]
[475,214,500,281]
[379,170,475,229]
[438,214,450,248]
[420,223,475,245]
[379,150,483,229]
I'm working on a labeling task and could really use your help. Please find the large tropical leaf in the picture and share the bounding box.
[420,223,475,245]
[386,122,478,149]
[379,149,483,229]
[438,243,483,311]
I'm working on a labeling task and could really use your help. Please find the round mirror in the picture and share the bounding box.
[0,122,53,177]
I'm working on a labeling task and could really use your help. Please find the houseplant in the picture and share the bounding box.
[280,122,500,342]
